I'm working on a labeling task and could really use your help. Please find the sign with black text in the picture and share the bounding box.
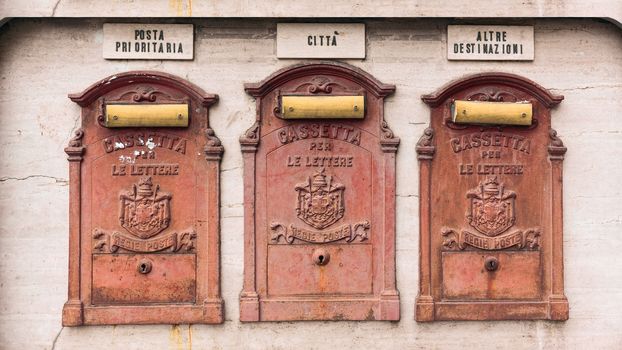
[103,23,193,60]
[447,25,534,61]
[277,23,365,59]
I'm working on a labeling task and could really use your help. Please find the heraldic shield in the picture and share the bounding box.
[295,169,345,230]
[119,176,172,239]
[466,176,516,237]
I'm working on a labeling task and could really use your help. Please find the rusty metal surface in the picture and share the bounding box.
[415,72,569,321]
[92,254,196,304]
[240,62,400,321]
[441,251,541,300]
[62,71,224,326]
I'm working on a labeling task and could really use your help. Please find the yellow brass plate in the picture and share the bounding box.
[105,104,189,127]
[452,100,532,126]
[281,96,365,119]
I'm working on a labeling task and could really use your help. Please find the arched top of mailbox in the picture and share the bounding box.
[68,71,218,107]
[244,62,396,98]
[421,72,564,109]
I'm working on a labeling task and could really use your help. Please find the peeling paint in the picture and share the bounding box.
[118,155,136,164]
[146,137,157,150]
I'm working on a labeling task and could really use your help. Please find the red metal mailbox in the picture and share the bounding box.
[415,73,569,321]
[239,62,400,321]
[63,71,224,325]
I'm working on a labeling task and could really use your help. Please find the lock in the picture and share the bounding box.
[312,248,330,266]
[137,259,153,274]
[484,257,499,272]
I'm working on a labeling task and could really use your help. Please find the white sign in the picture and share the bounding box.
[447,25,534,61]
[277,23,365,59]
[103,23,193,60]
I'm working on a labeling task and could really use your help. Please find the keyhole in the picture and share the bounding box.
[484,257,499,272]
[137,260,152,274]
[313,249,330,266]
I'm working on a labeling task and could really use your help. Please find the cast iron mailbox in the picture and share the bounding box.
[62,71,224,325]
[239,62,400,321]
[415,73,569,321]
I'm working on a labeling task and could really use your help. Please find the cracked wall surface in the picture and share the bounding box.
[0,18,621,350]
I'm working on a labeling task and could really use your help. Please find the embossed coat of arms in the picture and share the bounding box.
[119,176,172,239]
[466,176,516,237]
[295,169,345,229]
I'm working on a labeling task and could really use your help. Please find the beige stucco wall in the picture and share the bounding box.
[1,0,621,28]
[0,18,620,349]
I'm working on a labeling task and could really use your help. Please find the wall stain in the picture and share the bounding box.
[169,325,193,350]
[187,325,192,350]
[168,0,191,16]
[170,324,183,350]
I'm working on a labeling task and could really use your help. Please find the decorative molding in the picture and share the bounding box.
[239,121,261,151]
[380,119,395,139]
[205,128,224,159]
[415,127,435,160]
[380,119,400,152]
[466,89,519,103]
[132,88,158,102]
[244,61,395,98]
[548,129,567,160]
[421,72,564,108]
[441,227,540,251]
[306,76,335,94]
[65,128,85,161]
[67,128,85,147]
[270,221,370,244]
[93,228,196,254]
[68,71,218,107]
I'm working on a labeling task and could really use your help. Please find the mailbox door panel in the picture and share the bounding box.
[63,72,224,326]
[441,251,541,300]
[92,254,196,304]
[240,63,400,321]
[267,245,373,296]
[264,136,375,296]
[416,73,569,321]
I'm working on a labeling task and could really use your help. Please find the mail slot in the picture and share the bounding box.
[240,62,400,321]
[280,95,365,119]
[416,72,569,321]
[452,100,532,126]
[62,71,224,326]
[105,103,189,127]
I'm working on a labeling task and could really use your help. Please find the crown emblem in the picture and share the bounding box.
[136,177,155,197]
[119,177,172,239]
[466,176,516,237]
[295,169,345,229]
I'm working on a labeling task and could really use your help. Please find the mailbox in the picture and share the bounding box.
[415,73,569,321]
[239,62,400,321]
[62,71,224,325]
